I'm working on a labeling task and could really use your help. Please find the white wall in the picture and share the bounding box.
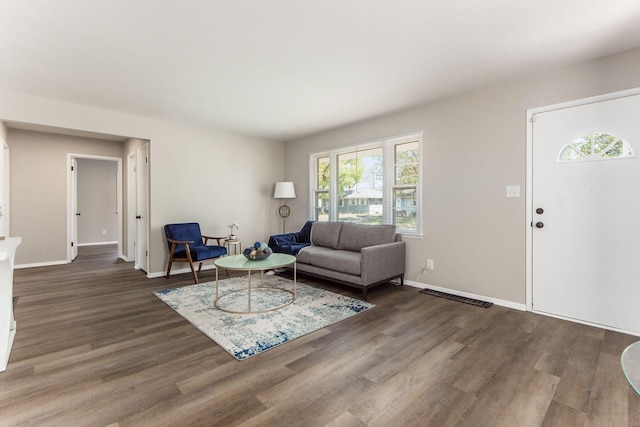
[0,91,285,273]
[285,47,640,305]
[77,158,119,245]
[8,129,124,264]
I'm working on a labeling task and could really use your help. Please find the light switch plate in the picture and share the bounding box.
[506,185,520,198]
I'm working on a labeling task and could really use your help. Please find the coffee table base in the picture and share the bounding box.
[214,287,295,314]
[214,259,297,314]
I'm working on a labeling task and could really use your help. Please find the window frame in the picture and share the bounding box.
[308,132,422,236]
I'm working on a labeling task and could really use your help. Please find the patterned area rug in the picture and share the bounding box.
[153,275,374,360]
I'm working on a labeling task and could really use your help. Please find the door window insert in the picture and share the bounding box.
[557,132,633,162]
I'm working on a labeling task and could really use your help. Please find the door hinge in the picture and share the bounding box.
[146,250,148,257]
[71,165,74,171]
[71,242,74,247]
[145,157,148,164]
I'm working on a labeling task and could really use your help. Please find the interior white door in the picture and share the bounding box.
[127,151,136,262]
[71,157,79,261]
[532,94,640,334]
[135,145,149,273]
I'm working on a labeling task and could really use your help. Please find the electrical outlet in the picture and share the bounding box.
[426,259,434,270]
[102,230,107,236]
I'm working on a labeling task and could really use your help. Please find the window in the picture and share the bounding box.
[313,156,330,221]
[558,132,634,162]
[309,133,422,235]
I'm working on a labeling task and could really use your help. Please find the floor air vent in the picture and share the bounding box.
[419,288,493,308]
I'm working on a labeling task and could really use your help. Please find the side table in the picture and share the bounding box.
[225,238,242,255]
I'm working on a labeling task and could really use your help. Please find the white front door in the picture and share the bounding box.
[531,93,640,334]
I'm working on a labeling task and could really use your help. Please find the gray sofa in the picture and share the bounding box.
[269,221,406,299]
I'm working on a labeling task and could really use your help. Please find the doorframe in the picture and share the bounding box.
[0,141,10,238]
[66,153,123,262]
[126,150,136,262]
[525,86,640,312]
[134,143,150,273]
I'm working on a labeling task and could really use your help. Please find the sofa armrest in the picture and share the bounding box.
[361,241,406,286]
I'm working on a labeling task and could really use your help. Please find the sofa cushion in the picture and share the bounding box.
[309,249,361,276]
[310,222,343,249]
[338,223,397,252]
[296,245,334,264]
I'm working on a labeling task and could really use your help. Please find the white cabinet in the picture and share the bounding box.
[0,237,21,372]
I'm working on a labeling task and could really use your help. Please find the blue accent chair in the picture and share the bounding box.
[164,222,228,283]
[268,220,315,255]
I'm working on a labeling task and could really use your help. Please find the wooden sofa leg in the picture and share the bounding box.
[362,287,368,301]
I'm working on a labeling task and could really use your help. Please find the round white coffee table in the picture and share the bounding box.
[213,253,296,314]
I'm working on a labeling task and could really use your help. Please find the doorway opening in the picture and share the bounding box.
[67,154,123,262]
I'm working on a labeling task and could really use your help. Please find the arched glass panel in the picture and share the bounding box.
[558,133,633,162]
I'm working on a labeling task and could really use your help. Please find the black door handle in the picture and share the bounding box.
[535,222,544,228]
[136,215,141,219]
[76,212,81,216]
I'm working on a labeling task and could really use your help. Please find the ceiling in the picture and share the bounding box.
[2,0,640,142]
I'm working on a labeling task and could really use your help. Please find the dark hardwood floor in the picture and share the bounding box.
[1,245,639,426]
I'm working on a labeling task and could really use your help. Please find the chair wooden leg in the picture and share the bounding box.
[166,259,174,278]
[166,242,177,279]
[185,246,198,284]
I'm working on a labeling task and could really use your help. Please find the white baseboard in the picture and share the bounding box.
[77,241,118,247]
[15,260,68,269]
[147,263,219,279]
[404,279,526,311]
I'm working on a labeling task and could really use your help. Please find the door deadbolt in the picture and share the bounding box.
[536,208,544,214]
[535,222,544,228]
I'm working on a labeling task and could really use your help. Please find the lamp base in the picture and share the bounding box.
[278,203,291,234]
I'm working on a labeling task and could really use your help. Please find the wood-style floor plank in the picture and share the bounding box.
[0,245,638,426]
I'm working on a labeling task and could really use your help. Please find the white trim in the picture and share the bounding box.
[525,86,640,312]
[15,260,67,269]
[67,154,123,263]
[77,241,118,247]
[127,150,136,263]
[147,264,218,279]
[404,279,526,311]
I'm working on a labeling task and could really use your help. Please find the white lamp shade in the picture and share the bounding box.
[274,182,296,199]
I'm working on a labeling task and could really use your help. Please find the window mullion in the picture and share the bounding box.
[330,152,338,221]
